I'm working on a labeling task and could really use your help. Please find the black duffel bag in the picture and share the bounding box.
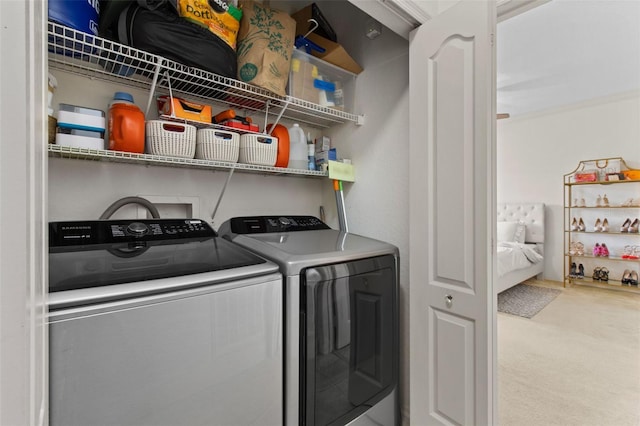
[103,1,237,79]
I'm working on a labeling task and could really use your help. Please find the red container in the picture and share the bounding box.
[266,123,289,168]
[109,102,145,153]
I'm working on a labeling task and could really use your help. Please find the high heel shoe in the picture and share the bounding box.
[594,218,602,232]
[576,242,585,256]
[628,246,640,260]
[630,218,639,233]
[602,194,609,207]
[630,270,639,286]
[621,218,631,232]
[571,217,579,231]
[600,243,609,257]
[578,218,586,232]
[569,262,577,278]
[596,194,602,207]
[580,198,586,207]
[578,263,585,279]
[601,218,609,232]
[621,269,632,285]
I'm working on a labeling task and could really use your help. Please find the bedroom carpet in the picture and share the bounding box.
[499,280,640,426]
[498,283,561,318]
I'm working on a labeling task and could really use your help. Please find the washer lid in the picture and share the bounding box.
[49,219,270,293]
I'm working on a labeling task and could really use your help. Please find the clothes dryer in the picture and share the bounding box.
[219,216,399,426]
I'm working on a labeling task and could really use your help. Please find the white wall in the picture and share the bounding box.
[497,91,640,282]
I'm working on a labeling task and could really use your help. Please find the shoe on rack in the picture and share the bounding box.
[600,243,609,257]
[593,243,601,257]
[580,198,586,207]
[596,195,602,207]
[630,270,639,287]
[571,217,579,231]
[601,218,609,232]
[630,218,639,233]
[592,266,601,281]
[621,218,631,232]
[622,245,633,259]
[594,218,602,232]
[621,269,631,285]
[576,242,585,256]
[600,267,609,282]
[578,218,586,232]
[570,262,577,278]
[578,263,585,279]
[628,246,640,260]
[603,194,609,207]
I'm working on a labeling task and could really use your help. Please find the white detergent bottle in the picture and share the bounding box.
[288,123,307,169]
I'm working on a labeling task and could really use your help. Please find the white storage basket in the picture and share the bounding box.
[195,128,240,162]
[239,134,278,166]
[146,120,196,159]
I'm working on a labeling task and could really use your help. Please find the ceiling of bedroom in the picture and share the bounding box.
[497,0,640,117]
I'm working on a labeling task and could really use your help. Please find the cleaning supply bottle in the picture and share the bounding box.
[307,132,316,171]
[108,92,145,153]
[288,123,307,169]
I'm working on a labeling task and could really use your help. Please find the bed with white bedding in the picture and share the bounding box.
[495,203,545,294]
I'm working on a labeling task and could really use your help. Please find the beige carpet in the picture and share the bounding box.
[499,280,640,426]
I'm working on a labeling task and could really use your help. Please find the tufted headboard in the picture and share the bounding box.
[497,203,545,243]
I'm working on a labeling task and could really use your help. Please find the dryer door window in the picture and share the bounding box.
[302,255,397,426]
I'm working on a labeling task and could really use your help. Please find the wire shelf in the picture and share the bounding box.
[48,144,328,178]
[47,22,361,128]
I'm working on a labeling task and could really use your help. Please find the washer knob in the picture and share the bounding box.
[127,222,149,237]
[278,217,291,227]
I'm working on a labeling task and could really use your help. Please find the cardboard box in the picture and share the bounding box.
[302,33,362,75]
[291,3,337,42]
[315,148,336,170]
[291,7,362,75]
[316,135,330,153]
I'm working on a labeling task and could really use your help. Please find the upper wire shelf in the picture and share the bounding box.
[47,21,362,129]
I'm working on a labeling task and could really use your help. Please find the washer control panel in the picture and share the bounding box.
[224,216,331,234]
[50,219,214,246]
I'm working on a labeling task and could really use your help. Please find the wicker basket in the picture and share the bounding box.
[146,120,196,158]
[195,128,240,162]
[239,134,278,166]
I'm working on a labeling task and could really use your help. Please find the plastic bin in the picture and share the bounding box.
[146,120,196,159]
[196,128,240,162]
[288,49,355,111]
[238,134,278,166]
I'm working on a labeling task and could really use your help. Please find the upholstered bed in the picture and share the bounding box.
[495,203,545,294]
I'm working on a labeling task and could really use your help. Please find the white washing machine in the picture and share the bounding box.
[219,216,399,426]
[48,218,283,426]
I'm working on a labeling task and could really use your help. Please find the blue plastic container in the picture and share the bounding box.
[49,0,100,36]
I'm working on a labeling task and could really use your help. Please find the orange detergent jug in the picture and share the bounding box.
[108,92,145,153]
[267,123,290,168]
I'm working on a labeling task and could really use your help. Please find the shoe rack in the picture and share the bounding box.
[564,157,640,292]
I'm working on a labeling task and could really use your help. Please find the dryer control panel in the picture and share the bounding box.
[223,216,331,234]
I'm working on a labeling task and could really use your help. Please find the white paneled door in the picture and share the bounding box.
[409,1,496,425]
